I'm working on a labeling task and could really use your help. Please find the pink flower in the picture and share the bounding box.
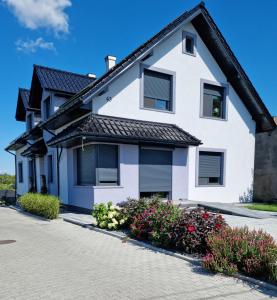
[202,212,210,219]
[187,225,196,233]
[215,223,222,230]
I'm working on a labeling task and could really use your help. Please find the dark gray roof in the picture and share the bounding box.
[47,114,201,148]
[34,65,95,94]
[19,88,30,108]
[44,2,275,133]
[15,88,30,121]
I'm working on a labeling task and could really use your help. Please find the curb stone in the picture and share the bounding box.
[62,216,277,293]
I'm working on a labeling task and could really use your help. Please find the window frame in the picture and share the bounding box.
[195,148,226,187]
[47,154,53,183]
[75,143,120,187]
[200,79,229,121]
[140,64,176,114]
[182,31,197,56]
[18,162,23,183]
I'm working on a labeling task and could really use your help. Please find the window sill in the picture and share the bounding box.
[200,115,227,122]
[196,184,225,188]
[182,51,196,57]
[73,185,123,189]
[93,185,123,190]
[140,106,175,114]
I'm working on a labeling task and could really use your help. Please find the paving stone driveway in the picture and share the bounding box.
[0,207,276,300]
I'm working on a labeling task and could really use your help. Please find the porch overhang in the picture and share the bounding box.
[5,132,28,151]
[21,139,47,157]
[26,124,43,141]
[47,114,201,149]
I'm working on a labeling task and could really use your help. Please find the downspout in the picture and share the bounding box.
[5,149,17,201]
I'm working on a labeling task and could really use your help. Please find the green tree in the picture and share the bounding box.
[0,173,15,190]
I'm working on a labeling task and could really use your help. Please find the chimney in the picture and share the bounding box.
[87,73,96,79]
[105,55,116,71]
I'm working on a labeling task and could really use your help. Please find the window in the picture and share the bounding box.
[18,162,23,183]
[198,151,224,186]
[44,97,51,120]
[27,114,32,131]
[182,31,196,55]
[48,155,53,183]
[202,83,226,119]
[143,69,173,111]
[76,144,119,186]
[139,148,172,197]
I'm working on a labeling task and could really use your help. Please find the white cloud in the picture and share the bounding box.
[16,37,56,53]
[3,0,71,35]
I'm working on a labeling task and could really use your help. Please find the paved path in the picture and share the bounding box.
[223,214,277,241]
[0,207,276,300]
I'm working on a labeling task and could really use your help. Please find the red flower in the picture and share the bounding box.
[202,212,210,219]
[187,225,196,233]
[215,223,222,230]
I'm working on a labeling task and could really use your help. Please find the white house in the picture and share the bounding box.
[6,3,275,212]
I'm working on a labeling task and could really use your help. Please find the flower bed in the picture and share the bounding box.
[92,198,277,284]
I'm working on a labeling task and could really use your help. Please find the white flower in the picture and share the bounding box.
[108,212,114,219]
[119,219,125,225]
[108,222,116,229]
[112,218,118,225]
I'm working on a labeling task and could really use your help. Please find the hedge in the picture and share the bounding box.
[19,193,60,219]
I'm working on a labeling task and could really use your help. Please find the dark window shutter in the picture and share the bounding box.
[47,155,53,183]
[18,163,23,183]
[77,145,96,185]
[96,145,118,185]
[199,152,222,178]
[44,97,50,119]
[139,149,172,192]
[144,69,171,101]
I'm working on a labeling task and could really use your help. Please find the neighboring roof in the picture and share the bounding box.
[15,88,30,121]
[5,132,28,151]
[273,117,277,125]
[44,2,275,133]
[35,65,96,94]
[47,114,201,148]
[29,65,96,108]
[21,139,47,157]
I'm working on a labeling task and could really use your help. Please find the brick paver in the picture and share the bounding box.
[0,207,276,300]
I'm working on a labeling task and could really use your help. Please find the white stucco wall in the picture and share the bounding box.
[89,21,255,203]
[16,148,29,195]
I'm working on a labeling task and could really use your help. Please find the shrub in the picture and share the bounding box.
[19,193,60,219]
[0,173,15,190]
[130,201,181,247]
[117,197,163,227]
[92,202,126,230]
[172,209,226,254]
[203,226,277,282]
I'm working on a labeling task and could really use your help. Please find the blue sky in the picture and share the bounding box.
[0,0,277,174]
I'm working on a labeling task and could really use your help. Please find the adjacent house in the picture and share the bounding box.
[6,3,275,212]
[254,117,277,202]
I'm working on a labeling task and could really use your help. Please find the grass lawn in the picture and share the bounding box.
[246,203,277,212]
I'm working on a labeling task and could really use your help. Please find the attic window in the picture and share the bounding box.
[182,31,196,56]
